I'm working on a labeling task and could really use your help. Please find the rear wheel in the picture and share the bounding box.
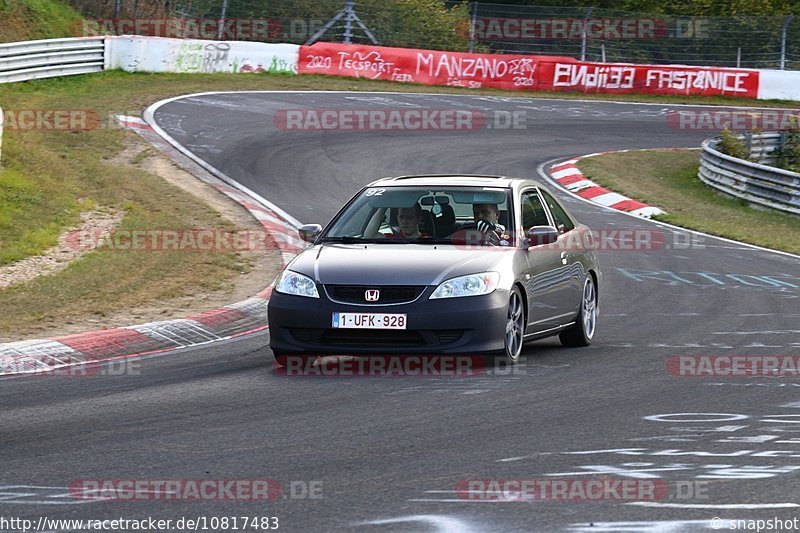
[559,275,597,347]
[486,286,526,367]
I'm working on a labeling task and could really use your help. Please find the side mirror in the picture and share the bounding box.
[298,224,322,243]
[527,225,559,247]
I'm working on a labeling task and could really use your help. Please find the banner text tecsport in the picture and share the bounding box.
[298,42,760,98]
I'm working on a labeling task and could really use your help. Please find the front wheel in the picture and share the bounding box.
[486,286,526,367]
[559,275,597,347]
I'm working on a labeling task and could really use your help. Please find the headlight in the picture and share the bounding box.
[430,272,501,299]
[275,270,319,298]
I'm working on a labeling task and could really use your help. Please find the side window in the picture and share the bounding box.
[540,190,575,233]
[520,191,549,229]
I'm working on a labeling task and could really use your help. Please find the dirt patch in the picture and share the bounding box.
[1,138,281,341]
[0,206,124,289]
[118,140,281,305]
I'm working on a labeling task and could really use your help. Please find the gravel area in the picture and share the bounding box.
[0,207,124,289]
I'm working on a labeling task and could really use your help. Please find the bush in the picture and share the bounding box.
[360,0,473,51]
[717,127,748,160]
[772,129,800,173]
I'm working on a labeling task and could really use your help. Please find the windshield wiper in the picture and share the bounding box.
[320,236,379,243]
[322,237,459,245]
[367,238,454,244]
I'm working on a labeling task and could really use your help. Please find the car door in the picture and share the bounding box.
[538,189,585,324]
[520,188,569,331]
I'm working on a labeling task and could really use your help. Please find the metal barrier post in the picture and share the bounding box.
[217,0,229,41]
[781,15,794,70]
[343,0,355,44]
[305,1,377,46]
[469,2,478,54]
[581,7,593,62]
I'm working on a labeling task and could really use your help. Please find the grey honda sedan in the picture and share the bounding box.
[268,175,600,366]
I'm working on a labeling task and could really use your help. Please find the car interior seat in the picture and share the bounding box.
[419,209,435,236]
[498,209,509,229]
[432,203,456,237]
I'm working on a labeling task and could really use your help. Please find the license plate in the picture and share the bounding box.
[332,312,407,330]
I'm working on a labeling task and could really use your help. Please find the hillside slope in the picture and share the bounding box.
[0,0,81,42]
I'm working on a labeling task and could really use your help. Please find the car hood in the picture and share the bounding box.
[289,243,511,286]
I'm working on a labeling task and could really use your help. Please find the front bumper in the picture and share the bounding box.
[268,287,509,355]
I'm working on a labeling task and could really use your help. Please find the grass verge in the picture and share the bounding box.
[0,0,82,42]
[1,69,799,340]
[576,149,800,255]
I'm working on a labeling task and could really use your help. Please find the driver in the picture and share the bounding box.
[472,203,506,244]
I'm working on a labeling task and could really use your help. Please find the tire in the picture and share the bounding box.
[486,286,526,367]
[272,351,316,368]
[559,275,598,347]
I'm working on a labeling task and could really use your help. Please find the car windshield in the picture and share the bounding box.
[322,186,515,246]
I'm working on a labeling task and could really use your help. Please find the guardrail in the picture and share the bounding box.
[699,133,800,216]
[0,37,105,84]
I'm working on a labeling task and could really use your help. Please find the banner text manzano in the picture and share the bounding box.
[299,43,760,98]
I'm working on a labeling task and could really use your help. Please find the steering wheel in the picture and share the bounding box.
[452,221,501,246]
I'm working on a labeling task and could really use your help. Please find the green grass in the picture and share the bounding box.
[577,149,800,255]
[0,0,82,42]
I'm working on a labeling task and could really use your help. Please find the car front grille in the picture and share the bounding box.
[437,330,466,344]
[321,329,425,346]
[325,285,426,305]
[289,328,314,342]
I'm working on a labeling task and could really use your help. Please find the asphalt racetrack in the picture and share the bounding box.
[3,92,800,532]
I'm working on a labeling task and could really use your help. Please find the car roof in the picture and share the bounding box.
[367,174,541,189]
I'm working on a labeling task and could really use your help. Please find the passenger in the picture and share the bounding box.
[385,204,431,239]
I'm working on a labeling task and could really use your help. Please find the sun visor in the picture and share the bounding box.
[366,189,423,208]
[450,190,506,204]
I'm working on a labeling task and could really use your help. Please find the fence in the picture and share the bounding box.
[62,0,800,70]
[699,133,800,216]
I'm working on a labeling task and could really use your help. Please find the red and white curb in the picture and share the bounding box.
[0,115,306,377]
[549,153,665,218]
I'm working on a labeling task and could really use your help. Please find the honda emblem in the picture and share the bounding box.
[364,289,380,302]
